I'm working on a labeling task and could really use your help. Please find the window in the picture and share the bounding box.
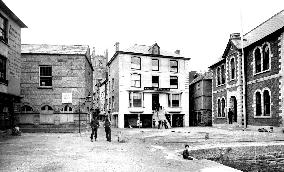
[131,56,141,70]
[21,105,33,113]
[152,59,159,71]
[112,78,114,91]
[263,90,270,116]
[0,14,7,43]
[217,67,221,85]
[255,47,261,73]
[112,96,114,108]
[0,55,6,82]
[61,105,73,113]
[221,65,225,84]
[152,76,159,87]
[255,91,261,116]
[41,105,53,111]
[131,73,141,88]
[129,92,142,107]
[170,60,178,73]
[170,76,178,89]
[221,98,226,117]
[39,66,52,87]
[172,94,180,107]
[230,58,235,80]
[263,44,270,71]
[217,99,221,117]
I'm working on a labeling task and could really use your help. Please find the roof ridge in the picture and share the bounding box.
[244,9,284,36]
[22,43,88,47]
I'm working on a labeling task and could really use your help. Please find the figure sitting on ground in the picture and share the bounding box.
[182,145,193,160]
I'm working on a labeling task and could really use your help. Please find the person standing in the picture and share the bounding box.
[153,118,156,128]
[104,118,111,142]
[228,108,233,124]
[90,116,99,142]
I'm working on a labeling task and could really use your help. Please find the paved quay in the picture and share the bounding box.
[2,126,283,172]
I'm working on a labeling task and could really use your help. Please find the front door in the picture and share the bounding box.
[152,94,159,111]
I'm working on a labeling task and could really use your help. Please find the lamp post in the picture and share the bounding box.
[78,95,92,133]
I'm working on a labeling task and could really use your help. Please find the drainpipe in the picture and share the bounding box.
[241,12,247,128]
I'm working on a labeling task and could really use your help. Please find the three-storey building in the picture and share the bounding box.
[107,43,190,128]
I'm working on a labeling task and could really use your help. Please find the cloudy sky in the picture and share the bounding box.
[3,0,284,71]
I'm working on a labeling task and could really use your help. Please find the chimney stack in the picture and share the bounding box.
[115,42,119,52]
[230,33,241,40]
[175,50,180,55]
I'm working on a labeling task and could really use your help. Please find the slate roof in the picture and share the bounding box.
[21,44,89,55]
[189,71,213,85]
[123,44,182,58]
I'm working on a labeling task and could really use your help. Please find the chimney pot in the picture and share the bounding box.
[175,50,180,55]
[115,42,119,52]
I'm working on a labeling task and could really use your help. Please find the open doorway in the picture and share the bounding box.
[152,94,159,111]
[230,96,237,123]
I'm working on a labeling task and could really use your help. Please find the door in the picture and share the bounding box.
[152,94,159,111]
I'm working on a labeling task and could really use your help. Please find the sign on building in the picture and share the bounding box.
[62,93,72,104]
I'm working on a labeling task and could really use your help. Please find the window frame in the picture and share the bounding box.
[230,57,236,80]
[129,92,143,108]
[217,98,221,117]
[170,60,178,73]
[254,88,272,118]
[0,55,7,85]
[131,73,141,88]
[152,59,159,71]
[39,65,52,87]
[170,76,178,89]
[221,64,225,84]
[131,56,141,70]
[0,13,8,44]
[262,43,271,72]
[152,75,159,88]
[21,105,33,113]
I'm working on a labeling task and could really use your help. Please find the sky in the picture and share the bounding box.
[3,0,284,72]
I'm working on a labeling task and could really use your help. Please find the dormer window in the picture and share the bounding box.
[149,43,160,55]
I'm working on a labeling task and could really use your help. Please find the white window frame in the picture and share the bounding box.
[168,93,181,107]
[131,56,141,70]
[131,73,141,88]
[39,65,52,87]
[253,88,272,118]
[152,59,159,71]
[129,92,143,108]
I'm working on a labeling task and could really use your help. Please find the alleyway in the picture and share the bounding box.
[1,127,283,172]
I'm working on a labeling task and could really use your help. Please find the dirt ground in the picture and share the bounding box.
[1,127,283,172]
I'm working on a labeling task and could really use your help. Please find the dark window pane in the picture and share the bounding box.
[170,76,178,88]
[170,60,178,72]
[263,45,269,71]
[255,48,261,73]
[152,76,159,87]
[256,92,261,116]
[263,90,270,116]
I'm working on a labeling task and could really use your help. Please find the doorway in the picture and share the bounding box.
[230,96,237,122]
[152,94,159,111]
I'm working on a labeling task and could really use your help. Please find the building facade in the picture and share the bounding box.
[189,71,212,126]
[0,1,27,130]
[91,48,108,113]
[107,43,190,128]
[20,44,93,131]
[209,10,284,128]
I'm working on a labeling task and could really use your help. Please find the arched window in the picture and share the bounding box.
[217,67,221,85]
[263,44,270,71]
[41,105,53,111]
[255,47,261,73]
[217,99,221,117]
[263,90,270,116]
[221,65,225,84]
[221,98,226,117]
[255,91,261,116]
[21,105,33,113]
[230,58,235,80]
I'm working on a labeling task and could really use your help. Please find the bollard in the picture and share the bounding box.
[205,133,209,140]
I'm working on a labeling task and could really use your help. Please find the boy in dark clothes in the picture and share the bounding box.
[90,116,99,142]
[183,145,193,160]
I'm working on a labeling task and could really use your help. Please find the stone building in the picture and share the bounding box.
[20,44,93,131]
[189,71,212,126]
[0,1,27,130]
[107,43,190,128]
[91,48,108,113]
[209,10,284,128]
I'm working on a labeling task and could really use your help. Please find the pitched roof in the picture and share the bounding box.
[243,9,284,48]
[21,44,89,55]
[189,71,213,85]
[123,44,182,58]
[0,0,27,28]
